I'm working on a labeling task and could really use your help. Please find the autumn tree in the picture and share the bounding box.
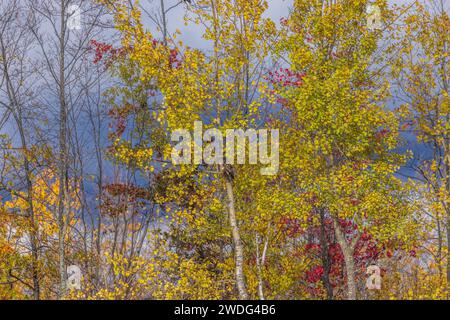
[390,0,449,295]
[97,0,277,299]
[0,0,42,299]
[27,0,110,297]
[273,0,414,299]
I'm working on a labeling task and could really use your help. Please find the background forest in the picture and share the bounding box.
[0,0,448,300]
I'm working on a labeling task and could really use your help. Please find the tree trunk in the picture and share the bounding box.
[0,29,40,299]
[160,0,168,46]
[225,177,248,300]
[11,100,40,301]
[447,216,450,298]
[57,0,68,298]
[22,139,40,300]
[319,209,333,300]
[445,130,449,297]
[256,233,269,300]
[333,218,357,300]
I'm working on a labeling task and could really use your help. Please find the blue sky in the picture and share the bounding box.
[138,0,429,51]
[140,0,294,49]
